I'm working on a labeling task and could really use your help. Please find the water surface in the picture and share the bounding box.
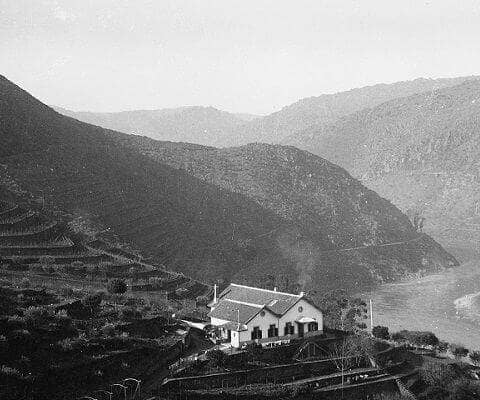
[363,246,480,349]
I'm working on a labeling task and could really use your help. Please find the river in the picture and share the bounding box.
[363,245,480,350]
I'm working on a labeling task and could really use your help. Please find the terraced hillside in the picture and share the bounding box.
[0,75,306,287]
[0,200,210,301]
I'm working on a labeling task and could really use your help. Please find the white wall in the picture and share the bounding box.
[279,298,323,334]
[239,309,279,343]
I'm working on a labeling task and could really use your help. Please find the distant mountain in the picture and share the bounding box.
[0,75,457,292]
[56,76,478,148]
[289,80,480,244]
[53,105,256,147]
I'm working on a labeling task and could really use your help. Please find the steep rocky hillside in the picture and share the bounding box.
[290,80,480,244]
[110,135,458,290]
[54,106,257,147]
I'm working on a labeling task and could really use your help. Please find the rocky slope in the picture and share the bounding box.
[289,80,480,244]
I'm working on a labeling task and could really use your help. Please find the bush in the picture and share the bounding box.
[391,330,438,347]
[449,343,468,358]
[107,279,128,295]
[372,325,389,340]
[469,350,480,366]
[23,305,53,326]
[206,349,227,368]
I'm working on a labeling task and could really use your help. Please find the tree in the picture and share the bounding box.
[372,326,389,340]
[318,289,368,332]
[107,279,128,295]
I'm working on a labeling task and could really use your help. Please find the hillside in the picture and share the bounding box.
[53,105,257,147]
[288,80,480,244]
[0,75,292,285]
[109,135,458,291]
[56,77,478,148]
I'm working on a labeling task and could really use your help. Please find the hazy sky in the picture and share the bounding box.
[2,0,480,114]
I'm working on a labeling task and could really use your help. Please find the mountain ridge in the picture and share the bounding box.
[0,75,458,292]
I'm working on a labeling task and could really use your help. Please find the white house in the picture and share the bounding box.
[208,283,323,348]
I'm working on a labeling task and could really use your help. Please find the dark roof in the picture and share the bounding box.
[217,284,301,315]
[208,299,264,324]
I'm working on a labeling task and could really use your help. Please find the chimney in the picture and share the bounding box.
[273,287,277,292]
[213,284,218,303]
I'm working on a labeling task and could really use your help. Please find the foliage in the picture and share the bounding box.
[391,330,438,347]
[244,342,264,361]
[372,325,389,340]
[469,350,480,366]
[23,305,53,326]
[449,343,469,358]
[205,349,227,368]
[317,289,368,332]
[107,279,128,295]
[419,361,460,388]
[329,335,372,372]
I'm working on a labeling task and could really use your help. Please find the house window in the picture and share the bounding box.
[251,326,262,340]
[307,322,318,332]
[268,324,278,338]
[284,322,294,335]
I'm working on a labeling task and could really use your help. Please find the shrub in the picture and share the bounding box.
[107,279,128,295]
[390,330,438,347]
[372,325,389,340]
[449,343,468,358]
[205,349,227,368]
[23,305,53,326]
[469,350,480,366]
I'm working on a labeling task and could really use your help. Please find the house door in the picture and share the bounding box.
[297,323,304,338]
